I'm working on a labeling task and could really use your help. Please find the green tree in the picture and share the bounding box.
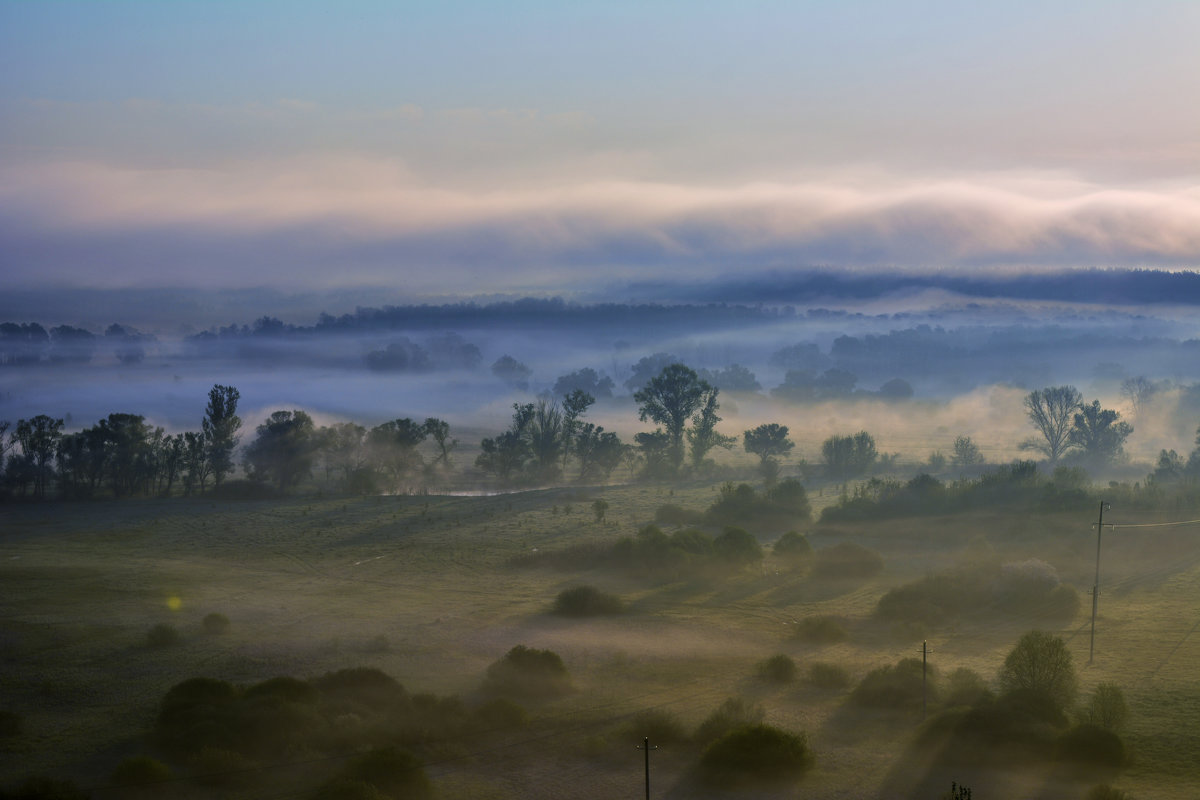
[821,431,877,480]
[744,423,794,482]
[243,410,317,490]
[687,386,735,470]
[1068,400,1133,468]
[951,435,984,470]
[202,384,241,486]
[422,417,456,467]
[999,630,1078,712]
[634,363,710,473]
[1022,386,1082,465]
[13,414,64,499]
[368,418,426,482]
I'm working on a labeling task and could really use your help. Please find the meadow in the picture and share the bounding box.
[2,479,1199,799]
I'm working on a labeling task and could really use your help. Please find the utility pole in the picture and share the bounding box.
[1089,501,1110,665]
[921,640,931,721]
[636,737,658,800]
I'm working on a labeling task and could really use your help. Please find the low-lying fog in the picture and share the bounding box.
[4,287,1200,471]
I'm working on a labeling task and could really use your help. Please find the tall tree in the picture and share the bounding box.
[821,431,877,481]
[202,385,242,486]
[634,364,710,473]
[686,386,735,470]
[1022,386,1082,465]
[999,630,1078,712]
[561,389,595,470]
[182,431,211,494]
[13,415,64,499]
[1068,400,1133,469]
[525,398,565,482]
[243,410,317,490]
[743,423,794,483]
[423,418,456,467]
[368,418,427,482]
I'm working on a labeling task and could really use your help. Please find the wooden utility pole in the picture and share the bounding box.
[1089,501,1110,664]
[636,737,658,800]
[921,640,930,721]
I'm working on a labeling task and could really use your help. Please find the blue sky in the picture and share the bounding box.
[2,1,1198,295]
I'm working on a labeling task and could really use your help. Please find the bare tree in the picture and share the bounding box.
[1021,386,1081,465]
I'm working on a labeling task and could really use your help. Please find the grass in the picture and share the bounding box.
[0,487,1198,798]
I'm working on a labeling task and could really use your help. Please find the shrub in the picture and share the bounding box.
[626,709,687,745]
[1057,723,1125,766]
[773,530,812,565]
[190,747,257,787]
[669,528,713,555]
[313,778,391,800]
[850,658,935,709]
[812,542,884,579]
[713,526,763,565]
[327,746,432,800]
[313,667,409,715]
[473,698,529,729]
[1088,683,1128,731]
[553,585,623,617]
[694,697,765,745]
[202,612,230,634]
[244,676,318,705]
[944,668,991,707]
[806,662,851,690]
[146,622,180,648]
[483,645,571,699]
[1085,785,1133,800]
[654,504,704,526]
[757,654,797,683]
[793,615,848,644]
[111,756,172,787]
[156,677,240,751]
[700,724,814,784]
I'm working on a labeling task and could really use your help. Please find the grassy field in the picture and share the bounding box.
[1,481,1199,799]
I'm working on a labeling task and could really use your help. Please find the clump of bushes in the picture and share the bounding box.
[553,585,623,617]
[1057,723,1126,766]
[944,668,991,707]
[849,658,934,710]
[482,645,571,700]
[812,542,884,579]
[806,662,851,689]
[1088,683,1128,731]
[875,559,1079,628]
[793,615,848,644]
[625,709,687,745]
[315,746,432,800]
[111,756,172,787]
[146,622,180,648]
[472,698,529,729]
[772,530,812,568]
[756,654,797,683]
[694,697,765,745]
[707,479,812,529]
[654,504,705,526]
[202,612,230,634]
[699,724,814,785]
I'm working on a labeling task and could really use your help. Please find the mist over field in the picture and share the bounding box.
[4,3,1200,799]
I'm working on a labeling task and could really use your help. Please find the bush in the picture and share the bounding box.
[0,710,21,738]
[694,697,765,745]
[812,542,884,579]
[111,756,172,787]
[146,622,180,648]
[324,746,432,800]
[999,630,1078,712]
[1057,723,1125,766]
[313,779,391,800]
[793,615,848,644]
[806,662,851,690]
[850,658,934,709]
[713,526,763,565]
[757,654,797,683]
[190,747,258,787]
[553,585,623,617]
[700,724,814,784]
[473,697,529,729]
[773,530,812,565]
[654,504,705,526]
[202,612,230,634]
[1085,785,1133,800]
[483,645,571,699]
[626,709,687,745]
[944,668,991,707]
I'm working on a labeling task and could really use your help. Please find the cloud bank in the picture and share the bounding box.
[3,156,1199,293]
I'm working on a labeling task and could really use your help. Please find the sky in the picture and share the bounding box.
[2,1,1199,300]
